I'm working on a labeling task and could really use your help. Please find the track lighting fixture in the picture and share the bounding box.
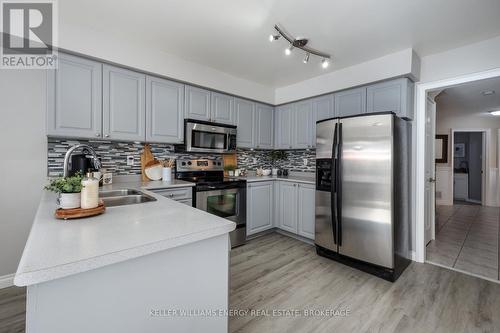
[303,53,310,64]
[269,24,331,68]
[269,34,280,42]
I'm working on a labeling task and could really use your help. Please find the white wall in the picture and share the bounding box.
[274,48,420,104]
[420,35,500,84]
[59,23,275,104]
[0,70,47,279]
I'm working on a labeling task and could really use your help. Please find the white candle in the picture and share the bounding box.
[81,173,99,209]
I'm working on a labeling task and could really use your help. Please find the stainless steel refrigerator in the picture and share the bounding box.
[315,113,411,281]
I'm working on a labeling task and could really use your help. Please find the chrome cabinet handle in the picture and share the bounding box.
[105,134,110,138]
[169,193,174,197]
[95,133,100,137]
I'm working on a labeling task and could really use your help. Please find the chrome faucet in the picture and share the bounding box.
[63,144,102,178]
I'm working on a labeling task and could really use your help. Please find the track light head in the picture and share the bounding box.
[285,45,294,56]
[321,58,329,69]
[303,53,310,64]
[269,34,280,42]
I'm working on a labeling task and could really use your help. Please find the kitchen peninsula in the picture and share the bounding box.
[15,181,235,333]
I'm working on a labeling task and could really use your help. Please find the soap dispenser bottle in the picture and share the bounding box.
[81,171,99,209]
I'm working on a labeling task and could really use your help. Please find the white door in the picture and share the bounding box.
[424,97,436,245]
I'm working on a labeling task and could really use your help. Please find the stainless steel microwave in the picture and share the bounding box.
[184,119,237,153]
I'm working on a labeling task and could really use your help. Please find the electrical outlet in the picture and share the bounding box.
[303,158,308,166]
[127,155,134,166]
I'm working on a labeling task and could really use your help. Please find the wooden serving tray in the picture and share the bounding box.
[55,200,105,220]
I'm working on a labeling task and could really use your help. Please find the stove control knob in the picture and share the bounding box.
[187,161,192,166]
[218,162,222,166]
[213,161,216,165]
[181,162,186,166]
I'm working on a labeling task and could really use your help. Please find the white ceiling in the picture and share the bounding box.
[436,76,500,114]
[59,0,500,88]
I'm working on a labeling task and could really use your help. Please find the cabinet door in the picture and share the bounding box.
[366,78,414,119]
[235,98,255,148]
[279,182,298,233]
[294,100,314,149]
[334,87,366,117]
[312,94,335,148]
[297,183,315,239]
[275,104,294,149]
[47,53,102,138]
[255,103,274,149]
[146,76,184,143]
[247,181,274,235]
[184,85,211,121]
[103,65,146,141]
[211,92,234,125]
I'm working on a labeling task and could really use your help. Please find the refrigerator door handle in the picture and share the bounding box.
[331,123,338,245]
[337,122,343,247]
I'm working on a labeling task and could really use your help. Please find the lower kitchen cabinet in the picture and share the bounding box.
[297,183,315,239]
[278,181,315,239]
[247,181,274,236]
[278,181,299,233]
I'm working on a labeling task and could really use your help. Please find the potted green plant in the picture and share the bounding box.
[224,164,237,177]
[268,150,287,175]
[44,173,83,209]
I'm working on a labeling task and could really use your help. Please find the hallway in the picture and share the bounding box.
[426,204,500,280]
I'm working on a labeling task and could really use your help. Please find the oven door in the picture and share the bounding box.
[196,187,246,247]
[185,121,236,153]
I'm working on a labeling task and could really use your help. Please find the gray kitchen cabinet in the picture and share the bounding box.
[313,94,335,121]
[145,76,184,143]
[235,98,255,148]
[278,181,298,233]
[297,183,315,239]
[366,78,414,119]
[103,65,146,141]
[211,92,235,125]
[47,53,102,139]
[294,100,314,149]
[275,104,294,149]
[334,87,367,117]
[247,181,274,236]
[255,103,274,149]
[184,85,211,121]
[312,94,335,148]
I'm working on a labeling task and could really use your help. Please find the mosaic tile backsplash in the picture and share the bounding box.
[47,138,316,176]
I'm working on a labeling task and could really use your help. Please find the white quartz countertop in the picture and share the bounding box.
[14,181,234,287]
[240,175,315,185]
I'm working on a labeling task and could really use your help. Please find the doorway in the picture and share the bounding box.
[418,74,500,281]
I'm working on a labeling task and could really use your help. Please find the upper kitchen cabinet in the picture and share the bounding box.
[211,92,235,125]
[294,100,314,149]
[184,85,211,121]
[145,76,184,143]
[366,78,414,119]
[235,98,255,148]
[274,104,294,149]
[334,87,366,117]
[313,94,335,122]
[47,53,102,139]
[102,65,146,141]
[255,103,274,149]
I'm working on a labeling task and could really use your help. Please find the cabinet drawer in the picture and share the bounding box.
[152,187,192,200]
[177,198,193,206]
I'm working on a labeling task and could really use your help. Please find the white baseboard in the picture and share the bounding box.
[0,273,14,289]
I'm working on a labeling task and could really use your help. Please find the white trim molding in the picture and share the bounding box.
[0,273,15,289]
[415,67,500,263]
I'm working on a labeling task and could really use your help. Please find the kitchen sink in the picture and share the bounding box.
[99,189,157,207]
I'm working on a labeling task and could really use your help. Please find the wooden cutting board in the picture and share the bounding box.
[223,153,237,177]
[55,200,105,220]
[140,144,155,181]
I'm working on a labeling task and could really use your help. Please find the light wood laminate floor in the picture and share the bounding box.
[2,233,500,332]
[230,233,500,333]
[426,204,499,280]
